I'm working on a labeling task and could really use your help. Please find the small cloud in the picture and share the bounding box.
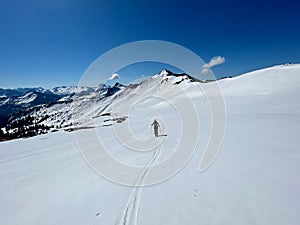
[201,56,225,74]
[201,67,210,75]
[206,56,225,68]
[108,73,120,80]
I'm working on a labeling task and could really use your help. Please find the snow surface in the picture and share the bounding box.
[0,65,300,225]
[50,86,96,96]
[14,92,37,105]
[0,98,9,106]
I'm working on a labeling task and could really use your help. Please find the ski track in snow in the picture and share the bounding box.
[1,65,300,225]
[118,137,165,225]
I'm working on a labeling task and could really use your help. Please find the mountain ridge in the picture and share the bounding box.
[1,63,299,141]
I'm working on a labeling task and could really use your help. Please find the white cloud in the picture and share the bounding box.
[206,56,225,68]
[201,67,210,74]
[201,56,225,74]
[108,73,120,80]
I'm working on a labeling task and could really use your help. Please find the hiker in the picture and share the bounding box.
[151,119,160,137]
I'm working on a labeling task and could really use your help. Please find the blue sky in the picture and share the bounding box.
[0,0,299,88]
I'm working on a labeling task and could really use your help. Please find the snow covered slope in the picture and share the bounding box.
[0,64,299,225]
[0,84,124,136]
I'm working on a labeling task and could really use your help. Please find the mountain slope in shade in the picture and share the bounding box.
[0,91,62,126]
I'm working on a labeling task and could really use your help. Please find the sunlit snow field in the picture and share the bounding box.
[0,65,300,225]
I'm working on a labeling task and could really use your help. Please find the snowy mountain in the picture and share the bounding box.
[0,82,127,138]
[49,86,97,96]
[2,65,300,138]
[0,88,23,98]
[0,64,300,225]
[0,91,62,127]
